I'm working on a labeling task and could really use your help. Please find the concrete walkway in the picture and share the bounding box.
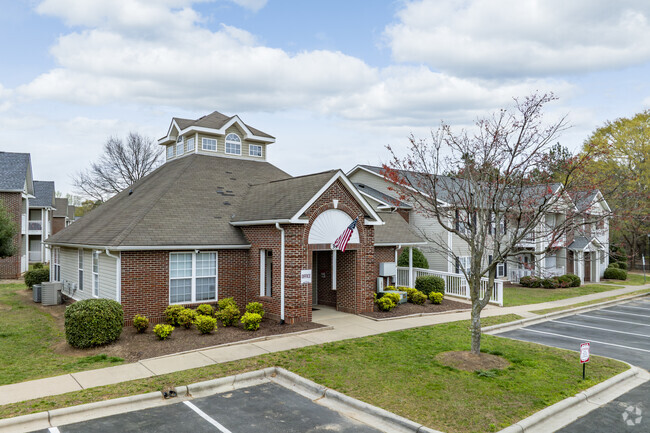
[0,283,648,408]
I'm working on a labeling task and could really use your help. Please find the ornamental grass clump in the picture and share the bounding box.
[133,314,149,333]
[195,315,217,334]
[64,299,123,348]
[245,302,265,318]
[241,312,262,331]
[153,324,174,340]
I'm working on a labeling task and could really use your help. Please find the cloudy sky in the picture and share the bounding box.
[1,0,649,196]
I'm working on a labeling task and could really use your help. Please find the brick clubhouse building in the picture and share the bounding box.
[46,112,422,324]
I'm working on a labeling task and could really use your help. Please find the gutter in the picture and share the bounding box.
[275,223,285,324]
[43,242,251,251]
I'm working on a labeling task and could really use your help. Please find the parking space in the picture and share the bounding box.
[497,297,650,432]
[31,382,384,433]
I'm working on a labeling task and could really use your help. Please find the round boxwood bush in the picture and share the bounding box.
[429,292,444,304]
[24,267,50,289]
[218,305,241,326]
[382,292,401,305]
[397,247,429,269]
[541,278,559,289]
[195,315,217,334]
[196,304,214,317]
[133,314,149,333]
[245,302,265,318]
[376,296,396,311]
[65,299,123,348]
[564,274,581,287]
[604,266,627,280]
[617,261,628,270]
[178,308,197,329]
[218,297,238,311]
[153,324,174,340]
[415,275,445,296]
[556,275,572,288]
[164,304,185,326]
[410,290,427,305]
[608,262,619,269]
[241,312,262,331]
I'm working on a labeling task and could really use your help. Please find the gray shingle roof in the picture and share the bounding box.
[232,171,338,222]
[353,183,411,209]
[374,212,424,245]
[54,198,69,217]
[31,181,55,208]
[173,111,274,139]
[67,205,76,220]
[47,154,290,248]
[568,236,590,251]
[571,190,599,212]
[0,152,31,192]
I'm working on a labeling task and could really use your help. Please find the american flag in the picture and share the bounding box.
[333,217,358,252]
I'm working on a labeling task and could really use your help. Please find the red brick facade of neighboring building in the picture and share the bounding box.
[0,192,23,279]
[119,179,385,324]
[52,217,66,235]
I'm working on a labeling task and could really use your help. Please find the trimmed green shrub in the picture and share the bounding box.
[376,297,396,311]
[33,262,44,270]
[153,324,174,340]
[195,315,217,334]
[245,302,265,318]
[241,312,262,331]
[384,285,396,291]
[519,276,533,287]
[24,267,50,288]
[556,275,572,288]
[65,299,123,348]
[218,297,237,311]
[608,262,620,269]
[617,261,628,270]
[397,247,429,269]
[196,304,214,317]
[541,278,559,289]
[133,314,149,333]
[411,290,427,305]
[382,292,401,305]
[178,308,197,329]
[218,305,241,326]
[429,292,444,304]
[415,275,445,296]
[565,274,581,287]
[604,267,627,280]
[164,305,185,326]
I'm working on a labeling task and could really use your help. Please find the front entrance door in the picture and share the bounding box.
[584,252,591,282]
[313,251,336,307]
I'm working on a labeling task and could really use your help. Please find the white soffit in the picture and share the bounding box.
[308,209,360,244]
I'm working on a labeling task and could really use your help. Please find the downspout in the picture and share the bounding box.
[275,223,285,324]
[105,249,121,303]
[395,244,401,286]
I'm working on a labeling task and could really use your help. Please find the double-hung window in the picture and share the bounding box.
[167,145,174,159]
[78,249,84,291]
[52,248,61,281]
[456,256,471,275]
[186,137,195,152]
[225,133,241,155]
[259,250,272,297]
[92,251,99,297]
[170,252,218,303]
[202,137,217,151]
[176,136,184,156]
[488,254,506,278]
[249,144,262,157]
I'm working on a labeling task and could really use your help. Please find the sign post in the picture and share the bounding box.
[580,342,590,380]
[642,255,646,284]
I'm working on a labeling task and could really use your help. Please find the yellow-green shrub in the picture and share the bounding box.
[133,314,149,333]
[241,312,262,331]
[153,324,174,340]
[195,315,217,334]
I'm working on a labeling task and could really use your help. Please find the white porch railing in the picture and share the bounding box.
[396,267,503,306]
[28,220,43,232]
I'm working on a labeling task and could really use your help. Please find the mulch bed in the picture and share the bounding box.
[362,298,471,319]
[17,289,324,363]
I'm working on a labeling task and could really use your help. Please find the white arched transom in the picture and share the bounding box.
[308,209,360,245]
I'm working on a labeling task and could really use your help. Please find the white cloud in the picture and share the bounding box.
[228,0,267,12]
[385,0,650,77]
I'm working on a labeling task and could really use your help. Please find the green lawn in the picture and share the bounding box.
[0,314,627,433]
[602,273,648,286]
[0,283,123,386]
[503,283,627,307]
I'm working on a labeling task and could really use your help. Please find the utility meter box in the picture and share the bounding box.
[379,262,396,277]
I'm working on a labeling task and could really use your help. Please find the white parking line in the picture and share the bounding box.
[552,320,650,339]
[184,401,234,433]
[617,305,650,313]
[520,328,650,353]
[49,428,61,433]
[599,309,650,319]
[580,314,650,327]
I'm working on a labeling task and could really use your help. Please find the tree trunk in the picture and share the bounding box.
[471,302,482,354]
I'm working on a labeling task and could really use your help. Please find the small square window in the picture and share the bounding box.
[249,144,262,157]
[202,138,217,151]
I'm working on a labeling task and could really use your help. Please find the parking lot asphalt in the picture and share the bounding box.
[30,382,384,433]
[498,298,650,432]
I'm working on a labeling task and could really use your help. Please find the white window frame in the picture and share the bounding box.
[249,144,262,157]
[169,251,218,304]
[78,249,84,291]
[52,247,61,282]
[176,136,184,156]
[457,256,471,275]
[497,262,505,278]
[186,137,195,152]
[225,133,241,155]
[259,249,272,297]
[167,145,174,159]
[92,250,99,297]
[202,137,217,151]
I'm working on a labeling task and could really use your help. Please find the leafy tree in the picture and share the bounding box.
[73,132,163,202]
[0,202,17,259]
[397,247,429,269]
[385,93,607,354]
[75,200,102,217]
[582,111,650,266]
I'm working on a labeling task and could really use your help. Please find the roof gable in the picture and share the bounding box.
[0,152,33,193]
[31,181,56,208]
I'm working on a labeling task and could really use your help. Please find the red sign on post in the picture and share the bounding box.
[580,342,590,364]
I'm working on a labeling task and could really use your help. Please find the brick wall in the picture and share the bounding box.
[52,217,65,235]
[0,192,22,279]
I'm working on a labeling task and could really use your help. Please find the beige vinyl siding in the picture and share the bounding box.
[196,125,267,161]
[409,209,449,271]
[98,251,118,300]
[58,247,118,301]
[348,170,396,198]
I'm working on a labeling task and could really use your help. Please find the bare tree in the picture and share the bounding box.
[73,132,163,202]
[385,93,610,354]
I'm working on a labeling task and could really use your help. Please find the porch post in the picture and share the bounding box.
[408,247,413,288]
[332,248,337,291]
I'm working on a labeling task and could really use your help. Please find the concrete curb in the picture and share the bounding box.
[498,366,642,433]
[0,411,49,433]
[484,292,650,335]
[359,308,470,322]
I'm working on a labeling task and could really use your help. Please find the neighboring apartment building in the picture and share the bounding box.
[52,198,75,235]
[347,165,610,284]
[46,111,422,324]
[28,181,55,264]
[0,152,34,278]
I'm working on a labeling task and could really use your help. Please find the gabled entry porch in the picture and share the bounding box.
[311,249,357,313]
